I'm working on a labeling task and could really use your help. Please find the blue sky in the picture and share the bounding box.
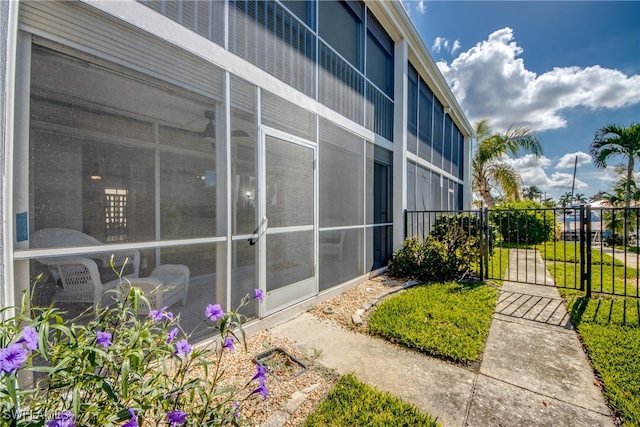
[402,1,640,201]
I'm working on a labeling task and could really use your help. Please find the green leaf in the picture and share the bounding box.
[121,358,131,398]
[72,384,81,415]
[214,386,236,396]
[101,378,118,402]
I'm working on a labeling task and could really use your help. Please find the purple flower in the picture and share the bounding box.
[96,331,113,349]
[233,401,240,419]
[149,307,173,322]
[46,411,76,427]
[251,364,268,383]
[166,410,187,426]
[18,326,39,351]
[175,339,192,355]
[205,304,224,322]
[250,364,268,399]
[166,327,179,344]
[252,382,269,401]
[253,288,264,303]
[0,343,28,374]
[222,336,235,352]
[121,409,138,427]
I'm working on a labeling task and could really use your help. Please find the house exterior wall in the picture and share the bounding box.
[2,0,471,334]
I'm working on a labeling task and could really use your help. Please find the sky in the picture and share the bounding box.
[401,0,640,202]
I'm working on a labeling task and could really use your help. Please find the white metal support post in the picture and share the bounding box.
[392,39,408,249]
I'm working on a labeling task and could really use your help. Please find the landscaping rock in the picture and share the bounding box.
[260,411,288,427]
[283,390,307,414]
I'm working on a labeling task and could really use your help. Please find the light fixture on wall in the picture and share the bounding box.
[204,110,216,148]
[88,162,103,180]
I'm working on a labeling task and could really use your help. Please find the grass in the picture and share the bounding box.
[546,262,640,296]
[537,241,640,426]
[563,294,640,427]
[537,241,624,266]
[302,374,440,427]
[537,242,639,296]
[368,282,497,363]
[486,248,510,284]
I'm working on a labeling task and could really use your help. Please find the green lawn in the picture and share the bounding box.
[537,241,624,266]
[368,282,497,363]
[537,242,639,296]
[563,294,640,427]
[537,242,640,426]
[303,374,440,427]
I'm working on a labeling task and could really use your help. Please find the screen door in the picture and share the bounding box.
[259,128,316,314]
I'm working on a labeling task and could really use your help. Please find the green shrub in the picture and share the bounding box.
[491,200,555,244]
[387,236,423,278]
[388,235,476,282]
[430,213,490,272]
[0,263,267,426]
[389,213,490,281]
[388,236,454,281]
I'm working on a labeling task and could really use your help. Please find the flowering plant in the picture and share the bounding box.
[0,259,267,426]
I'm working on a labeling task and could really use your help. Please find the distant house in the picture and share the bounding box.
[0,0,472,335]
[560,209,603,243]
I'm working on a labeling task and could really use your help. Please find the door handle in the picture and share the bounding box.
[248,217,268,246]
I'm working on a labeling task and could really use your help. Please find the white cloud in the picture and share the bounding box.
[504,154,588,191]
[451,39,461,55]
[402,0,427,16]
[432,37,461,56]
[432,37,443,53]
[437,27,640,132]
[555,152,592,169]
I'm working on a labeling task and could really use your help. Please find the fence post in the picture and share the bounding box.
[404,209,408,240]
[479,207,484,281]
[585,204,592,298]
[579,205,586,293]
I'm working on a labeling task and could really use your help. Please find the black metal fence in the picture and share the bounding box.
[405,205,640,299]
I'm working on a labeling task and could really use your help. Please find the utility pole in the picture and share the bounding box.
[570,155,578,205]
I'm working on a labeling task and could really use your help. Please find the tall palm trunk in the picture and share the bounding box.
[477,176,495,208]
[624,157,635,246]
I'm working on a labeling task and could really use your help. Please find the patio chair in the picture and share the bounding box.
[320,219,347,260]
[30,228,141,309]
[127,264,190,315]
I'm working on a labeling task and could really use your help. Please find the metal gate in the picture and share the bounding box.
[405,205,640,299]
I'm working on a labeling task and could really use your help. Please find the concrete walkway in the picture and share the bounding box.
[267,248,615,426]
[598,245,640,269]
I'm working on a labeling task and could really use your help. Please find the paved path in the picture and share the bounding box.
[267,248,614,426]
[597,245,640,269]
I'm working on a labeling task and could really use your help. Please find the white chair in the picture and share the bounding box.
[127,264,190,315]
[320,219,348,260]
[30,228,141,309]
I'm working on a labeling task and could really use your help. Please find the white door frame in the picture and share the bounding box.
[258,126,318,316]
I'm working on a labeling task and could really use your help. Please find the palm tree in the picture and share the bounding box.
[602,176,640,208]
[523,185,542,201]
[472,119,543,208]
[590,191,607,203]
[591,123,640,245]
[574,193,588,204]
[558,192,573,208]
[590,123,640,209]
[542,197,556,208]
